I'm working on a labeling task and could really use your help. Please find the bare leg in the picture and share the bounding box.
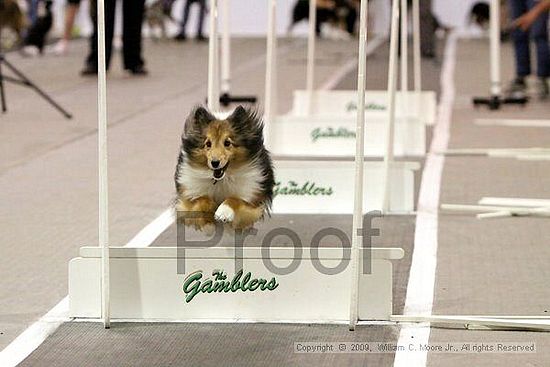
[64,4,80,40]
[54,3,80,55]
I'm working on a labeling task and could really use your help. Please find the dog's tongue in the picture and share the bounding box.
[213,168,225,180]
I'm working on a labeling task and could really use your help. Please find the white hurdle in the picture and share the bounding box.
[69,0,405,326]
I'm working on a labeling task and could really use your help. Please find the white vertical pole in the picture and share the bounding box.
[208,0,220,111]
[400,0,408,94]
[265,0,277,148]
[382,0,400,213]
[489,0,501,96]
[349,0,368,331]
[412,0,421,93]
[412,0,421,120]
[97,0,110,329]
[306,0,317,114]
[221,0,231,94]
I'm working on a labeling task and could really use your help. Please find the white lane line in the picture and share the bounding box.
[0,207,174,367]
[319,35,386,91]
[125,208,175,248]
[475,118,550,127]
[393,32,457,367]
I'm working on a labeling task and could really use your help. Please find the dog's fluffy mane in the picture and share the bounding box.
[175,105,275,213]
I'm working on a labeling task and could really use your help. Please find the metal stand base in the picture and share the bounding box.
[472,94,528,110]
[219,92,257,107]
[0,53,72,119]
[392,315,550,331]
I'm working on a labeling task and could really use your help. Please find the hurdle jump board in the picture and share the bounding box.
[271,159,419,214]
[69,246,404,322]
[291,90,437,126]
[271,114,426,157]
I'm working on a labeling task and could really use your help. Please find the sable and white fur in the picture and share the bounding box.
[175,105,274,231]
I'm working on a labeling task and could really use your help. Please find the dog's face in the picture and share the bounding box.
[183,106,263,181]
[202,120,245,178]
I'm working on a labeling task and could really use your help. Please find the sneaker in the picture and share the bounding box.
[535,78,549,100]
[195,34,207,42]
[505,77,527,99]
[126,64,148,76]
[19,45,40,57]
[53,39,69,56]
[174,32,187,41]
[80,64,98,76]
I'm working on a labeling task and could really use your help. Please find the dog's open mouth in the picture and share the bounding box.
[212,163,228,181]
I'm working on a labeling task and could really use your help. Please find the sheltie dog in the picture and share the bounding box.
[174,105,274,232]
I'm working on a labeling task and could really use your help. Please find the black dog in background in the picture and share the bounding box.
[469,1,511,40]
[470,2,490,28]
[23,0,53,54]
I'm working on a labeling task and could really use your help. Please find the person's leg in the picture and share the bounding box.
[122,0,146,72]
[176,0,193,39]
[84,0,98,71]
[55,0,81,55]
[64,1,81,40]
[105,0,117,69]
[196,0,206,39]
[26,0,39,25]
[419,0,436,57]
[527,0,549,77]
[509,0,531,78]
[527,0,549,97]
[345,5,357,34]
[83,0,116,74]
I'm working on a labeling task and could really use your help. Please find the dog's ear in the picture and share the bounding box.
[185,106,215,132]
[227,105,248,123]
[193,106,216,125]
[227,106,264,148]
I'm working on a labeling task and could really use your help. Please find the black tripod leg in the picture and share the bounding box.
[0,61,6,113]
[1,58,72,119]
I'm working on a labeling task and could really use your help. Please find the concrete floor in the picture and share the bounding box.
[2,34,550,367]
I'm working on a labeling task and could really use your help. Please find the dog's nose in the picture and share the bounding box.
[211,160,220,168]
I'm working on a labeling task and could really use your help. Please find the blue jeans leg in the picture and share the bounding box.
[528,0,550,77]
[509,0,531,77]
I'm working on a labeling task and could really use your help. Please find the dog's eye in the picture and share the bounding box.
[205,141,211,148]
[224,140,231,147]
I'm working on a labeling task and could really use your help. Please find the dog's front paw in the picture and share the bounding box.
[215,203,235,223]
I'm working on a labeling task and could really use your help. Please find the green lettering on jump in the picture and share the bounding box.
[182,269,279,303]
[311,127,356,142]
[273,181,334,197]
[346,101,386,112]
